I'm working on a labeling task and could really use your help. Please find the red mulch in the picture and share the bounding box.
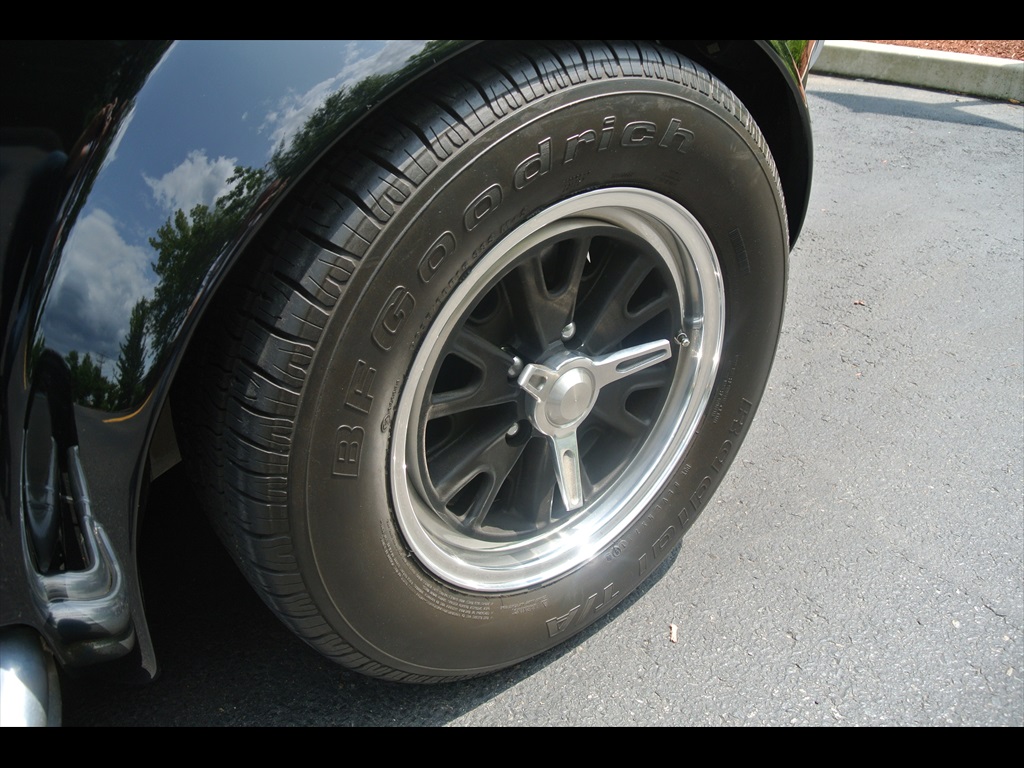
[865,40,1024,61]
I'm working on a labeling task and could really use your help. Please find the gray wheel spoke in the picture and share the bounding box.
[589,365,672,438]
[573,253,651,354]
[559,234,592,318]
[426,328,520,420]
[507,439,558,528]
[504,235,591,353]
[429,420,525,523]
[592,291,674,354]
[589,394,651,440]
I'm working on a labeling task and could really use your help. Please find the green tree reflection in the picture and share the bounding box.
[113,298,148,410]
[65,350,112,409]
[71,41,465,411]
[147,165,267,355]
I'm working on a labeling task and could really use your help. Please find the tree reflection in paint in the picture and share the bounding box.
[62,40,464,411]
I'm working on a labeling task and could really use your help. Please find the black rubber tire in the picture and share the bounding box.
[178,41,788,682]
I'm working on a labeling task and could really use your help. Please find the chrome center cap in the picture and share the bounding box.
[518,354,596,438]
[546,368,595,426]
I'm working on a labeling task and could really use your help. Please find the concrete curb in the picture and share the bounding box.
[812,40,1024,103]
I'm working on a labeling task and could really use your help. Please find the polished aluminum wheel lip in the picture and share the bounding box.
[389,188,724,592]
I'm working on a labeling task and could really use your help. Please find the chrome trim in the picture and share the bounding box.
[0,626,61,727]
[22,446,134,665]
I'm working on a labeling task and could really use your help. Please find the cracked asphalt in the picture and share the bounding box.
[61,74,1024,727]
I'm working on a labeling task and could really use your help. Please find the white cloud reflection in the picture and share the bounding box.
[144,149,239,213]
[261,40,425,158]
[45,209,156,373]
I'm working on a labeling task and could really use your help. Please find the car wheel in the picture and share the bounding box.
[179,41,788,681]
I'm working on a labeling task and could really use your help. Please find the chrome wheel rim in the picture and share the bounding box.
[390,188,724,592]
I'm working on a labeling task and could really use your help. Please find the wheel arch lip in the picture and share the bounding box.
[1,39,811,677]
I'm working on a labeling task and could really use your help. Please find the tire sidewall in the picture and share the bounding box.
[292,78,787,676]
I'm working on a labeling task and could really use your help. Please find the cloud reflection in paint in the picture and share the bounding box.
[46,209,156,373]
[261,40,425,159]
[144,149,240,213]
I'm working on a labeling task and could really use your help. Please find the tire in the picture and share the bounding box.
[179,41,788,681]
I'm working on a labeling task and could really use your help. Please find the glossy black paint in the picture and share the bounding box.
[1,40,814,680]
[2,40,472,677]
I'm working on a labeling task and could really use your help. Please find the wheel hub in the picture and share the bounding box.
[520,355,597,430]
[518,341,672,511]
[543,367,593,426]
